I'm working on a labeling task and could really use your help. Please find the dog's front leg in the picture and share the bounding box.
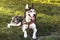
[22,24,28,38]
[32,28,37,39]
[30,23,37,39]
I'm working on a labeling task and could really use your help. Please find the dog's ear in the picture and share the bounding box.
[31,3,33,7]
[25,4,29,9]
[31,3,34,8]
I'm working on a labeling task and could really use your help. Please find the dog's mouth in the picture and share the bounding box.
[32,16,35,21]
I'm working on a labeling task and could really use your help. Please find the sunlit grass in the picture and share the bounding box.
[0,7,24,16]
[33,0,60,6]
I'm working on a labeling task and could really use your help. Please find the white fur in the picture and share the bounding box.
[7,22,21,28]
[22,24,28,38]
[25,4,29,9]
[30,9,36,17]
[22,7,37,39]
[30,23,37,39]
[7,16,21,28]
[25,11,31,22]
[7,4,37,39]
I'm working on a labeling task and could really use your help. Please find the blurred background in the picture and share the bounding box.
[0,0,60,40]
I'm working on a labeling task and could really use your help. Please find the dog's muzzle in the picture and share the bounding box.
[33,14,36,17]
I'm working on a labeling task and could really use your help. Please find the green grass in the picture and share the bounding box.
[0,0,60,40]
[0,12,60,40]
[42,35,60,40]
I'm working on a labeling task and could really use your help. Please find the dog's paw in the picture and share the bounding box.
[32,36,36,39]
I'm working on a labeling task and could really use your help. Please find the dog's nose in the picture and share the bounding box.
[34,14,36,16]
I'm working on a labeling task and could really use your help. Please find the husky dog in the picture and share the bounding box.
[7,4,37,39]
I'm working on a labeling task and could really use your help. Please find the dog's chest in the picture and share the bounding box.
[24,17,35,25]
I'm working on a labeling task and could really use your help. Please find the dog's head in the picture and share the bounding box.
[24,4,36,22]
[25,4,36,17]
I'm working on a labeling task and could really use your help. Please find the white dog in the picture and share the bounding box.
[7,4,37,39]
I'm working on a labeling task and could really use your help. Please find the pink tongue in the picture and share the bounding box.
[32,17,35,21]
